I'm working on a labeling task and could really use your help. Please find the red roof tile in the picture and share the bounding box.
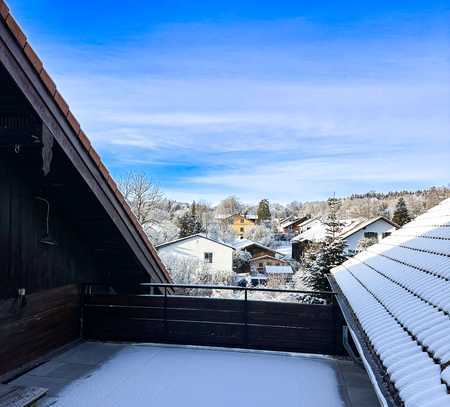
[78,130,92,151]
[88,147,101,166]
[24,43,43,72]
[40,68,57,96]
[5,14,26,47]
[67,111,80,134]
[0,1,9,20]
[54,90,69,116]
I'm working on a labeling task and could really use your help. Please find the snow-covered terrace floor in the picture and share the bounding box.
[11,342,379,407]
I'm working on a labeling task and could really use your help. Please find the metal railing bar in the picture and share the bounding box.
[139,283,335,297]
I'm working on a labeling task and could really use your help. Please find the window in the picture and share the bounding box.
[382,232,391,239]
[364,232,378,240]
[204,252,213,263]
[240,227,244,232]
[240,218,245,223]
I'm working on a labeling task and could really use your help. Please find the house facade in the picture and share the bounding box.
[291,216,398,259]
[219,213,257,238]
[279,216,309,235]
[340,216,399,255]
[249,255,290,274]
[157,234,234,272]
[233,239,278,259]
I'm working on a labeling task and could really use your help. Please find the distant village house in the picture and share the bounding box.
[156,234,234,273]
[217,213,257,239]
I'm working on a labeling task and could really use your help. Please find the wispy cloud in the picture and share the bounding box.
[21,10,450,202]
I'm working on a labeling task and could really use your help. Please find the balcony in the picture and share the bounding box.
[3,284,379,406]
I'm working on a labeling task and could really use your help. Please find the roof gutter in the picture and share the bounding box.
[347,325,388,407]
[327,275,395,407]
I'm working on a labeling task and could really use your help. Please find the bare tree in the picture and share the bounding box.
[118,172,164,226]
[215,195,243,216]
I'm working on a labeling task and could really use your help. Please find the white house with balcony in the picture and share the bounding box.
[156,234,234,272]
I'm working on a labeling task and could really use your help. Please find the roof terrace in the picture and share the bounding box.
[10,342,378,407]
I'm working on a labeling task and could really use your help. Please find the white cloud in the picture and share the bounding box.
[31,14,450,201]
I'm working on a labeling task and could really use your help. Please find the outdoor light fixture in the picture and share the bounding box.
[35,196,57,246]
[17,288,27,308]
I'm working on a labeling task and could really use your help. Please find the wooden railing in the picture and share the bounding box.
[82,283,344,356]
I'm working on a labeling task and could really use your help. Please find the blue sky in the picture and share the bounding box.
[9,0,450,203]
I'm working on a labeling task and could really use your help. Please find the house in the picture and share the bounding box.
[156,234,234,272]
[232,238,279,258]
[234,240,291,285]
[291,216,397,260]
[220,213,257,238]
[291,217,327,260]
[0,4,170,378]
[265,265,294,281]
[248,264,294,286]
[295,217,327,241]
[0,3,380,406]
[339,216,399,255]
[279,216,309,235]
[249,254,291,274]
[329,198,450,406]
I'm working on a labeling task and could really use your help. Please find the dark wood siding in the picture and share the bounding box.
[84,294,343,356]
[0,151,100,300]
[0,284,81,376]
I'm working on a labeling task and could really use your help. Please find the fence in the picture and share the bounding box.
[82,283,344,355]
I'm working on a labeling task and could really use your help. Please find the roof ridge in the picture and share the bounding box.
[156,233,235,249]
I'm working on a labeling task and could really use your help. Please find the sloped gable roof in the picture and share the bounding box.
[232,239,279,255]
[265,265,293,274]
[339,216,399,239]
[249,254,288,263]
[156,234,235,250]
[0,1,170,282]
[280,216,308,228]
[331,198,450,406]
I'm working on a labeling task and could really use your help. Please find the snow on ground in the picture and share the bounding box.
[44,345,344,407]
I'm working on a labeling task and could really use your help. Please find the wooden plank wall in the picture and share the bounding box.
[0,151,100,300]
[0,284,81,376]
[84,294,343,355]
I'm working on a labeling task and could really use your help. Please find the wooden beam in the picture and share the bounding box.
[0,25,166,283]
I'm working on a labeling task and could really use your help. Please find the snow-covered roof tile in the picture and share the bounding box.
[331,198,450,406]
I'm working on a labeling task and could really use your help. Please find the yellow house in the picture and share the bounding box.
[226,214,257,238]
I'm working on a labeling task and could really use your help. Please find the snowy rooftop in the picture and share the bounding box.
[232,238,278,254]
[266,265,294,274]
[12,342,378,407]
[331,198,450,407]
[339,216,399,239]
[292,217,371,243]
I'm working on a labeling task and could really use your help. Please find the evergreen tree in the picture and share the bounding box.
[233,250,252,274]
[303,197,347,291]
[392,198,411,226]
[177,202,205,238]
[257,199,271,222]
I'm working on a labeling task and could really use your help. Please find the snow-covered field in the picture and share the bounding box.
[35,344,345,407]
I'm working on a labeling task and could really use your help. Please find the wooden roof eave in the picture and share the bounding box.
[0,8,171,283]
[327,275,398,407]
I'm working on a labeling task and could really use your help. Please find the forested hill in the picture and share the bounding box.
[285,186,450,220]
